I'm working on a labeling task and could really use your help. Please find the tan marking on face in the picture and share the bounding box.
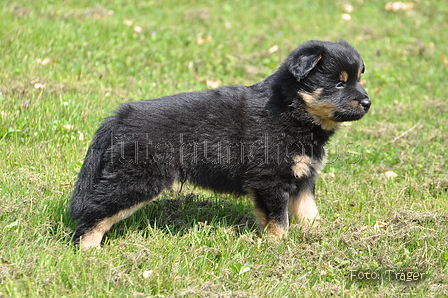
[339,71,349,82]
[80,202,147,249]
[349,100,366,112]
[253,208,286,238]
[299,89,340,131]
[349,101,359,108]
[288,190,320,228]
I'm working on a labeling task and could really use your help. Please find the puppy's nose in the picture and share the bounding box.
[360,98,371,112]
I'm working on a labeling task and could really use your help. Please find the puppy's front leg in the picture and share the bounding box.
[288,182,321,228]
[252,189,290,238]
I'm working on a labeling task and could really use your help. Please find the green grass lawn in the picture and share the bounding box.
[1,0,447,297]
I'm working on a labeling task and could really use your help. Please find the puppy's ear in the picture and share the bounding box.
[287,46,322,81]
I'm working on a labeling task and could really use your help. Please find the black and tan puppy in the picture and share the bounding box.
[70,40,370,248]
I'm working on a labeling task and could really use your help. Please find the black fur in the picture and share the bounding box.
[70,40,370,247]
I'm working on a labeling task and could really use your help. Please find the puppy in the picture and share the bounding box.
[70,40,370,249]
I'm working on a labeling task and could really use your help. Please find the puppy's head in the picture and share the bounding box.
[286,40,370,130]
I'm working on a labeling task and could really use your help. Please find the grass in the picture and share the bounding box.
[1,0,447,297]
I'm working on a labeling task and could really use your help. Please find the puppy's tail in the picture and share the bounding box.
[70,118,114,221]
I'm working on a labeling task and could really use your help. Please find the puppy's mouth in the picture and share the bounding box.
[300,90,371,130]
[331,98,371,122]
[331,111,366,122]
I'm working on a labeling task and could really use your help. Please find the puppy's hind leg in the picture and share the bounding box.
[72,168,175,249]
[75,201,148,249]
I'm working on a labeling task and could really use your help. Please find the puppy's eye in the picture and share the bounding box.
[336,82,345,89]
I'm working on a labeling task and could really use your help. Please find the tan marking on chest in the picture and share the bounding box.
[291,155,326,179]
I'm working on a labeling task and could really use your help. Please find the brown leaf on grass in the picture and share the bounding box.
[333,217,343,225]
[374,221,389,229]
[123,19,133,26]
[10,2,31,18]
[133,26,143,34]
[441,56,448,67]
[206,79,221,89]
[42,58,53,65]
[341,4,354,13]
[384,2,415,12]
[384,170,398,179]
[142,270,154,279]
[84,4,110,19]
[268,45,279,54]
[33,83,45,89]
[184,9,210,23]
[197,36,213,45]
[321,172,336,180]
[341,13,352,21]
[373,87,382,95]
[64,124,75,131]
[320,264,333,276]
[320,269,328,276]
[36,57,54,65]
[22,100,31,109]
